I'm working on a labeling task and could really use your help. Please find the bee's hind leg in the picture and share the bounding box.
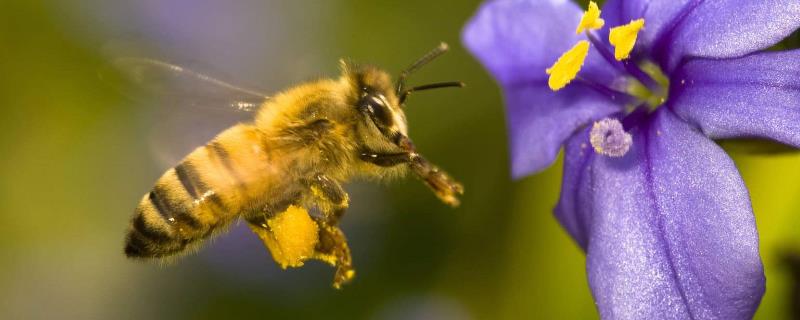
[245,201,354,288]
[312,223,354,289]
[303,173,354,288]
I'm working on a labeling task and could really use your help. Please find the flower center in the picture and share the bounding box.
[543,1,674,157]
[546,2,661,108]
[625,61,669,111]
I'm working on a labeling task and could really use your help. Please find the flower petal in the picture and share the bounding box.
[463,0,623,176]
[602,0,800,71]
[657,0,800,71]
[502,84,619,178]
[462,0,617,86]
[554,127,594,249]
[584,110,764,318]
[670,50,800,148]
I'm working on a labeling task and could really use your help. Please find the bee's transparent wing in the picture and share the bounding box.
[101,57,271,168]
[105,57,270,112]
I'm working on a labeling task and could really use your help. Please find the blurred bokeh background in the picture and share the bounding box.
[1,0,798,319]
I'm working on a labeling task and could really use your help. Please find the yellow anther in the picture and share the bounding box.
[546,40,590,91]
[609,19,645,60]
[576,1,605,34]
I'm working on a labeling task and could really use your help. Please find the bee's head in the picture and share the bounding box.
[341,63,408,145]
[340,43,463,149]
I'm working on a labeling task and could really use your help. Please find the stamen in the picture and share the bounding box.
[574,76,638,104]
[576,1,605,34]
[609,19,645,61]
[546,40,590,91]
[584,32,659,92]
[590,118,632,157]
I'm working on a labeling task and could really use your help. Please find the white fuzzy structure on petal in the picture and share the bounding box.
[590,118,632,157]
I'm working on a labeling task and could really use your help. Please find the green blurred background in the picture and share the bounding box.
[1,0,798,319]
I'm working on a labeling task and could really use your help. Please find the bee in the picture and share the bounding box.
[121,43,464,288]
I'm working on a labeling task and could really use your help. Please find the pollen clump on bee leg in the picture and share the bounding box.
[576,1,604,34]
[249,205,319,269]
[546,40,590,91]
[609,19,645,61]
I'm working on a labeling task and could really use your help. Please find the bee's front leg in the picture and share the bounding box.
[360,151,463,207]
[407,154,464,207]
[359,152,413,167]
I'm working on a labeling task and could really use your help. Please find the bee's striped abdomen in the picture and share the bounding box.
[125,124,271,259]
[125,166,210,258]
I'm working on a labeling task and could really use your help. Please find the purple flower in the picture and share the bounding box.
[463,0,800,318]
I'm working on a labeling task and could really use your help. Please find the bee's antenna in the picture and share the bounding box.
[395,42,450,95]
[399,81,465,104]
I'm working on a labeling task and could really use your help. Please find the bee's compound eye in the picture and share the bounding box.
[360,94,393,128]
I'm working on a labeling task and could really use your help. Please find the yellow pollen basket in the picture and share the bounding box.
[609,19,645,61]
[250,205,320,269]
[576,1,605,34]
[546,40,590,91]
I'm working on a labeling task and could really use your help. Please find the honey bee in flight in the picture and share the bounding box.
[122,43,464,288]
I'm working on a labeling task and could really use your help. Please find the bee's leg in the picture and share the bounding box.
[407,154,464,207]
[305,173,349,226]
[245,202,354,288]
[360,151,463,207]
[302,173,354,288]
[312,223,355,289]
[359,152,413,167]
[251,191,301,222]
